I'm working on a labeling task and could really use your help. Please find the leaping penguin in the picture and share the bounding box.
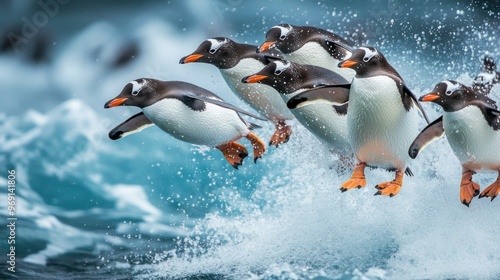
[104,78,267,169]
[180,37,295,147]
[410,80,500,206]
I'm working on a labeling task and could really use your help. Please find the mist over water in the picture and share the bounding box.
[0,0,499,279]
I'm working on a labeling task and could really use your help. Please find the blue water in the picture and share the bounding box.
[1,1,500,279]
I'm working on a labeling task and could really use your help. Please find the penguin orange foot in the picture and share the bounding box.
[460,170,480,207]
[269,120,292,147]
[340,163,367,192]
[246,131,266,163]
[479,172,500,201]
[216,142,249,169]
[374,170,404,197]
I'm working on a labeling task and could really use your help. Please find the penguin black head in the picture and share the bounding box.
[241,60,300,94]
[258,24,295,53]
[337,46,386,74]
[179,37,239,69]
[419,80,492,112]
[105,78,163,109]
[482,56,497,72]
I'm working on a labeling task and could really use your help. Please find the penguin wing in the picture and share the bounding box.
[287,84,350,109]
[109,112,154,140]
[402,84,430,124]
[408,116,445,159]
[323,39,354,60]
[182,93,268,121]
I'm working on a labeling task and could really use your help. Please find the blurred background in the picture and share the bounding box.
[0,0,499,279]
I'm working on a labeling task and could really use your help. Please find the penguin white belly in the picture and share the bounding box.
[444,107,500,171]
[220,59,294,122]
[282,89,350,153]
[142,98,249,147]
[283,42,355,81]
[348,76,420,170]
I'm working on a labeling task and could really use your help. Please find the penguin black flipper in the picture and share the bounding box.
[408,116,445,159]
[182,93,268,121]
[481,105,500,131]
[324,39,355,60]
[287,84,350,109]
[109,112,154,140]
[401,84,430,124]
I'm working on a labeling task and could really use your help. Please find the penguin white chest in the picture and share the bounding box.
[284,42,355,81]
[142,98,249,147]
[220,59,293,121]
[348,76,420,169]
[444,106,500,170]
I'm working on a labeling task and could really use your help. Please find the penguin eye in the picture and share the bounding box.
[129,80,143,96]
[279,34,287,40]
[445,90,452,96]
[274,69,283,75]
[363,57,370,62]
[209,48,217,54]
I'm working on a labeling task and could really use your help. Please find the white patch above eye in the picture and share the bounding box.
[273,60,291,75]
[206,38,228,54]
[273,25,293,40]
[130,80,145,96]
[359,47,378,62]
[443,80,461,95]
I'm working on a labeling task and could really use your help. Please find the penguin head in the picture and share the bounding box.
[482,56,497,72]
[258,24,295,53]
[105,78,159,109]
[338,46,386,74]
[472,56,498,94]
[179,37,238,69]
[420,80,481,111]
[241,60,298,93]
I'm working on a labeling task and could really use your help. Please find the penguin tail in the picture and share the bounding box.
[246,121,262,130]
[405,167,414,177]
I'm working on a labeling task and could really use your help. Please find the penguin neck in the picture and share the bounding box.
[238,43,270,63]
[355,60,402,80]
[213,42,256,69]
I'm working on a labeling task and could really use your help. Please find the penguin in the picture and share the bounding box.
[104,78,267,169]
[257,23,356,81]
[179,37,295,147]
[241,59,352,158]
[409,80,500,206]
[472,56,499,95]
[287,46,429,197]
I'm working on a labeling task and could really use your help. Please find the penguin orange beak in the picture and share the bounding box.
[179,54,204,64]
[258,41,276,53]
[104,98,128,108]
[242,75,268,83]
[338,60,357,68]
[419,93,440,102]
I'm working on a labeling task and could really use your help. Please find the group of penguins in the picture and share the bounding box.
[104,24,500,207]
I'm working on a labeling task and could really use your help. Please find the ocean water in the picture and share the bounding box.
[1,1,499,279]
